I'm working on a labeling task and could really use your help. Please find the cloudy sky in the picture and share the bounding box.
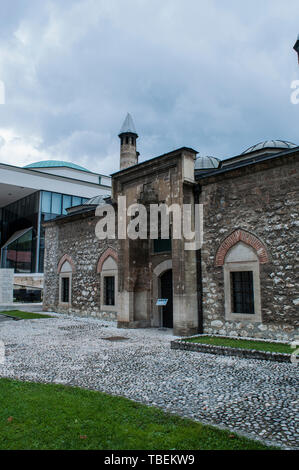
[0,0,298,175]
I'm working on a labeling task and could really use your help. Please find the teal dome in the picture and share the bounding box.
[24,160,91,173]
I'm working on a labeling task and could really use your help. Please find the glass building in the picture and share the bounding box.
[0,191,88,273]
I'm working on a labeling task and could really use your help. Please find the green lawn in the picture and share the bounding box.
[0,379,275,450]
[0,310,52,320]
[185,336,293,354]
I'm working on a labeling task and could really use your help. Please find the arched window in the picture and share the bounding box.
[57,256,75,305]
[97,249,118,312]
[223,241,262,322]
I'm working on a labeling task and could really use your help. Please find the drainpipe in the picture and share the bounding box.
[194,184,203,334]
[35,191,42,273]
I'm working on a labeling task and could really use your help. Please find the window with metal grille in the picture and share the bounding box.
[231,271,254,314]
[104,276,115,306]
[61,277,70,303]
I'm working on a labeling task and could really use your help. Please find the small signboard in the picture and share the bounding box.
[156,299,168,306]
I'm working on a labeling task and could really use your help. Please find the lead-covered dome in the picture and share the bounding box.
[83,195,109,206]
[24,160,92,173]
[195,155,220,170]
[242,140,297,155]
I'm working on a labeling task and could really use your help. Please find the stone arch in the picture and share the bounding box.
[57,254,76,274]
[97,247,118,274]
[215,229,269,267]
[97,247,118,312]
[152,259,173,327]
[153,259,172,277]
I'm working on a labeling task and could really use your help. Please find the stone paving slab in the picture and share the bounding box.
[0,314,298,449]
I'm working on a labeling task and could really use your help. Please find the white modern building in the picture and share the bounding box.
[0,160,111,292]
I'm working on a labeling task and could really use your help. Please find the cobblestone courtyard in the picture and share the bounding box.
[0,314,298,449]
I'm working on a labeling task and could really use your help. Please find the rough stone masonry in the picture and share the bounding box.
[199,151,299,341]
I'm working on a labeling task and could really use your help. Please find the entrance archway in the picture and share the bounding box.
[160,269,173,328]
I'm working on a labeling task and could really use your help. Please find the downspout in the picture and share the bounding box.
[194,184,203,334]
[35,191,42,273]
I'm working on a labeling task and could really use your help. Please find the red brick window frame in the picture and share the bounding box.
[97,248,118,274]
[97,248,118,312]
[57,255,75,306]
[57,254,76,274]
[215,230,269,267]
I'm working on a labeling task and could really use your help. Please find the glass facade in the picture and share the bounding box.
[0,191,89,273]
[0,192,39,273]
[41,191,88,221]
[2,228,34,273]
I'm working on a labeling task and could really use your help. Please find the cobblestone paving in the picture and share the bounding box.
[0,314,298,449]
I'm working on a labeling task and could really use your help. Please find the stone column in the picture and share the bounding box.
[172,241,199,336]
[0,269,14,305]
[172,183,199,337]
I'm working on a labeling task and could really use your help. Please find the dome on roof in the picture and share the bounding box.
[195,155,220,170]
[242,140,297,155]
[84,195,109,206]
[24,160,91,173]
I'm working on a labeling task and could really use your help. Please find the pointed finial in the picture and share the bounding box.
[119,113,138,136]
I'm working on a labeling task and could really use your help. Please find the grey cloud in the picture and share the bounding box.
[0,0,298,174]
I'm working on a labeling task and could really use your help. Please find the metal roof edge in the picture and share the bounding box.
[196,146,299,180]
[0,162,111,189]
[111,146,198,177]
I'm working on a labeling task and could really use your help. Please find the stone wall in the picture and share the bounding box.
[171,337,294,363]
[42,147,298,340]
[199,152,299,341]
[43,210,118,320]
[113,148,199,336]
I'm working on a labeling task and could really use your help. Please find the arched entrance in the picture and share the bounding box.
[160,269,173,328]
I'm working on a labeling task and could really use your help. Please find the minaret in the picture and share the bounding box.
[119,113,139,170]
[294,34,299,64]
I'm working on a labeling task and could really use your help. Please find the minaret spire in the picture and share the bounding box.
[118,113,139,170]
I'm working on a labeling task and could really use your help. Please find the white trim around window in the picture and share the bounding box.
[100,269,118,312]
[59,273,72,306]
[224,261,262,322]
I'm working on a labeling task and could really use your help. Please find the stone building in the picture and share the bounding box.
[43,114,299,341]
[0,160,110,286]
[112,145,199,336]
[43,195,118,320]
[198,142,299,341]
